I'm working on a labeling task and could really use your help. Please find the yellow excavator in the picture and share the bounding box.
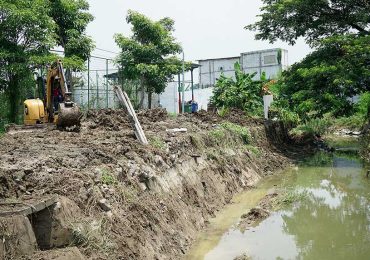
[23,60,81,129]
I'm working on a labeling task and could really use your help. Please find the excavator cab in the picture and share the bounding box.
[23,60,81,129]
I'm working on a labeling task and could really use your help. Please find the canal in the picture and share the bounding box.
[186,142,370,260]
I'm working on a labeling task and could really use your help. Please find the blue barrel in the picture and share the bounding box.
[191,102,198,113]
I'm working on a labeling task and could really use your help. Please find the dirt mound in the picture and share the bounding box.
[84,109,130,130]
[137,108,168,123]
[0,108,306,259]
[194,108,263,126]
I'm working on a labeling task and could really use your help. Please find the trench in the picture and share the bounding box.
[185,137,370,260]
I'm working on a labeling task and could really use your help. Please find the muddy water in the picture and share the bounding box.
[186,149,370,260]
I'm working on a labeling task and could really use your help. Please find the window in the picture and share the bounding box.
[263,55,276,65]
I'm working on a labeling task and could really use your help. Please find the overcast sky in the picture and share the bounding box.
[87,0,311,66]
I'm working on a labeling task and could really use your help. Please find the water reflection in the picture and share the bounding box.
[194,154,370,260]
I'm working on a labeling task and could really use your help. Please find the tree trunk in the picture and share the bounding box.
[7,74,21,124]
[139,77,145,109]
[148,91,152,109]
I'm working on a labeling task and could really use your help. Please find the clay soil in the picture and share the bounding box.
[0,109,311,259]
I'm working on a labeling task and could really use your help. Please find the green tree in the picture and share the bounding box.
[246,0,370,45]
[211,62,264,115]
[48,0,94,62]
[48,0,94,87]
[115,10,184,108]
[247,0,370,119]
[0,0,56,123]
[280,35,370,119]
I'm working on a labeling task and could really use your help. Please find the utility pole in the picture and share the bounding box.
[181,50,185,113]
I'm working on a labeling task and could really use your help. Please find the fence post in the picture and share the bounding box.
[106,59,109,108]
[87,58,90,110]
[96,71,99,109]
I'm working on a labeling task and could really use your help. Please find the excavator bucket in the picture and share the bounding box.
[57,102,81,129]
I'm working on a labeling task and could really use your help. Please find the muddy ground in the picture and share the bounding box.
[0,109,312,259]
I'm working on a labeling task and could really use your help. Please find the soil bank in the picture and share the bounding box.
[0,109,312,259]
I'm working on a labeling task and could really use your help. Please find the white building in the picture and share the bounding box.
[198,48,288,88]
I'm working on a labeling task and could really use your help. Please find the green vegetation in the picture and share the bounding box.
[0,0,94,124]
[273,189,309,209]
[247,0,369,127]
[300,152,334,167]
[325,135,361,149]
[245,145,261,156]
[115,11,189,109]
[168,112,177,119]
[221,122,251,144]
[291,117,332,137]
[246,0,369,46]
[211,62,264,116]
[149,136,166,150]
[217,107,229,117]
[101,170,118,186]
[208,129,226,145]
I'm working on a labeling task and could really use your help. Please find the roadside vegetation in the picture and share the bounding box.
[0,0,94,125]
[205,0,369,140]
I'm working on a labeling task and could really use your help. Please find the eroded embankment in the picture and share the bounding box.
[0,109,310,259]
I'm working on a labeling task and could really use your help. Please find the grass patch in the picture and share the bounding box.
[245,145,261,156]
[272,189,308,209]
[221,122,251,144]
[333,115,365,131]
[168,112,177,119]
[119,185,139,204]
[101,169,117,186]
[291,117,332,137]
[189,134,204,149]
[208,128,226,141]
[149,136,166,150]
[71,217,116,253]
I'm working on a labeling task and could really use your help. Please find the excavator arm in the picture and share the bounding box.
[46,60,81,128]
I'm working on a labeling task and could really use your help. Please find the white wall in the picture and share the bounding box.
[199,57,239,87]
[160,82,214,113]
[199,49,289,86]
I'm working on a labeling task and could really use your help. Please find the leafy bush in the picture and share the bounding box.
[333,115,364,130]
[291,117,332,137]
[269,100,300,128]
[217,106,229,117]
[356,92,370,121]
[211,62,263,116]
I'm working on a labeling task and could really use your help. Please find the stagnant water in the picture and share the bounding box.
[186,147,370,260]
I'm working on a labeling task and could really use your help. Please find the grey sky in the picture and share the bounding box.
[87,0,311,66]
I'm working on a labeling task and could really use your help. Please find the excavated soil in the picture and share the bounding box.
[0,109,311,259]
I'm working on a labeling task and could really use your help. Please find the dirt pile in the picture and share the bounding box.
[0,109,307,259]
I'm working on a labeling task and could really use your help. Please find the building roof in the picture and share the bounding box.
[240,48,288,55]
[197,56,240,62]
[197,48,289,62]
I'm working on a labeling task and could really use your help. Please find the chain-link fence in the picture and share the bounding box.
[71,56,121,110]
